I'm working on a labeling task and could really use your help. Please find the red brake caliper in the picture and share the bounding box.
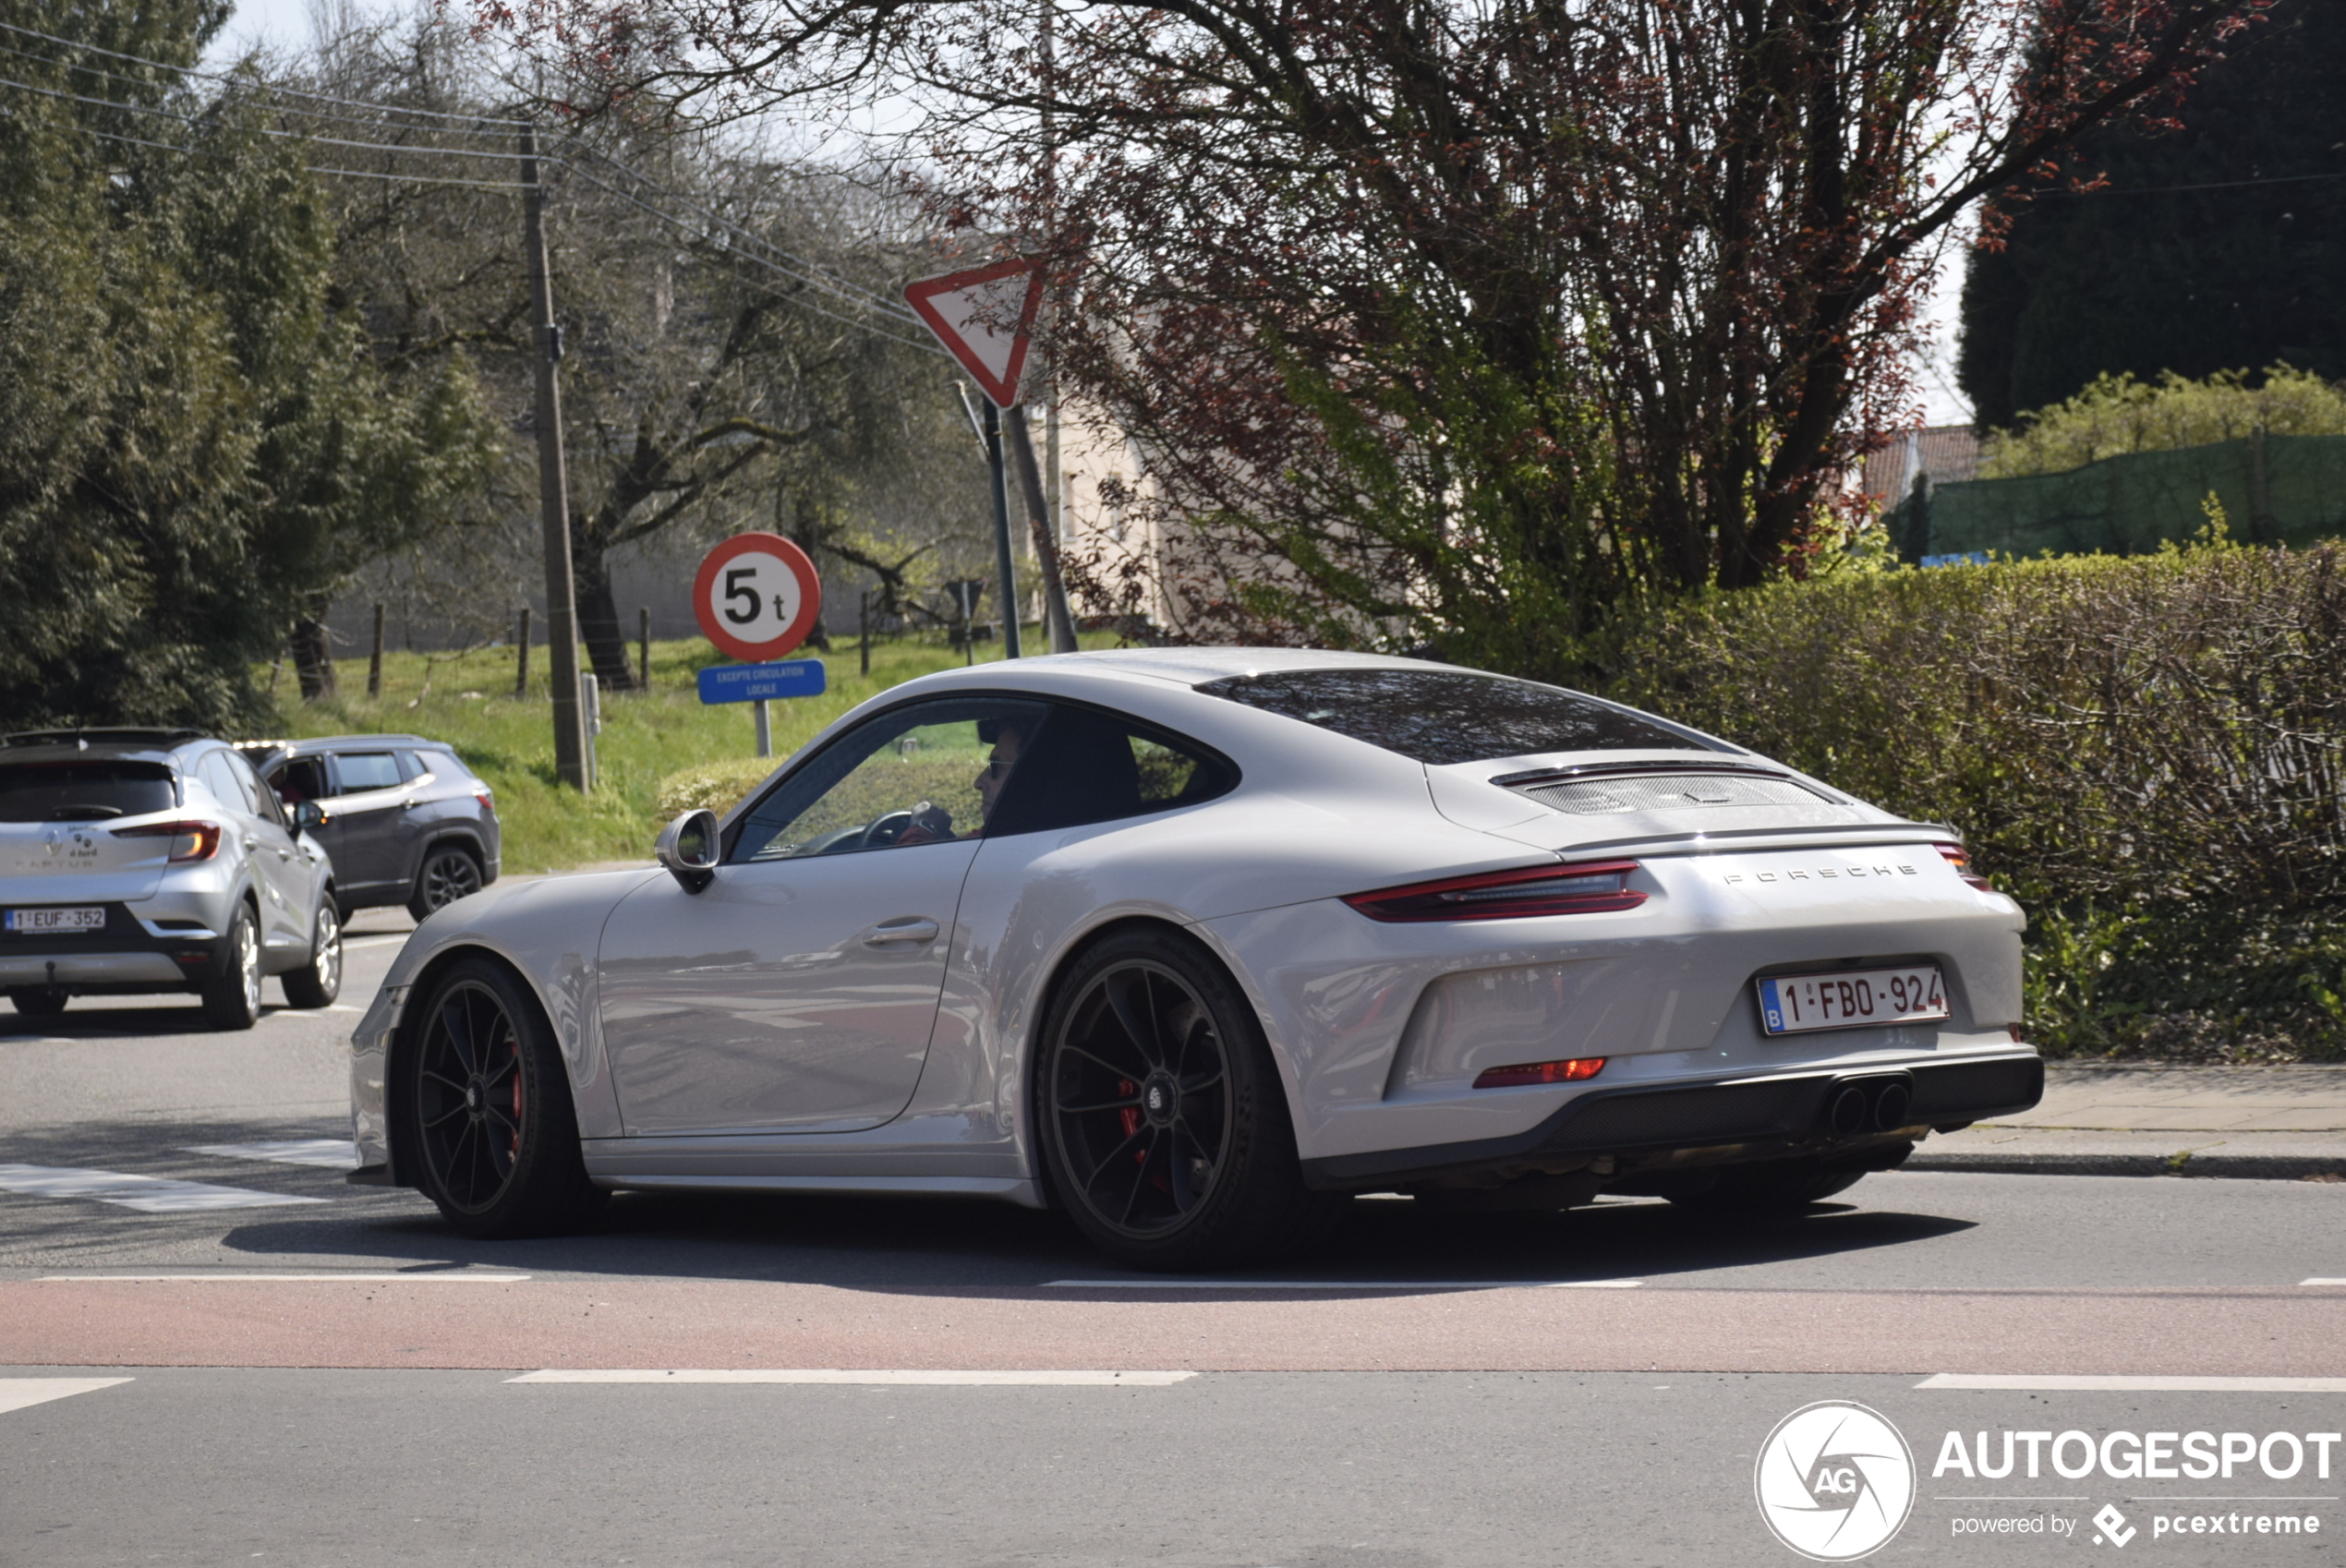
[1117,1078,1145,1162]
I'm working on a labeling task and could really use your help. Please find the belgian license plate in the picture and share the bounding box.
[5,906,106,935]
[1757,965,1949,1035]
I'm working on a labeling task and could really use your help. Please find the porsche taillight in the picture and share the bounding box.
[1936,842,1992,892]
[111,819,223,862]
[1473,1056,1607,1089]
[1342,861,1645,923]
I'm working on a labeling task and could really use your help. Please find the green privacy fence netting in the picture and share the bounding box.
[1894,434,2346,561]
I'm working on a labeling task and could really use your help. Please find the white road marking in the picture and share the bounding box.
[2303,1278,2346,1286]
[341,935,410,948]
[184,1139,358,1169]
[1919,1374,2346,1393]
[40,1272,527,1283]
[0,1164,325,1212]
[507,1369,1197,1386]
[0,1378,133,1415]
[1042,1277,1642,1291]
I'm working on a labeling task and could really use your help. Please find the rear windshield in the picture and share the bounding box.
[0,761,178,822]
[1194,668,1719,766]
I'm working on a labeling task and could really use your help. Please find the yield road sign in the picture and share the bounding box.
[904,259,1046,407]
[694,532,822,662]
[696,659,827,705]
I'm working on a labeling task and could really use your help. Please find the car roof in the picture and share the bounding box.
[0,729,216,766]
[238,734,437,757]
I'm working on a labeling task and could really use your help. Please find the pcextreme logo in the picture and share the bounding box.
[1756,1401,1917,1561]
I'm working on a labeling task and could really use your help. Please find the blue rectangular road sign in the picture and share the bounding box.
[696,659,828,705]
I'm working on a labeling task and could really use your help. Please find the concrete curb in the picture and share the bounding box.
[1905,1152,2346,1181]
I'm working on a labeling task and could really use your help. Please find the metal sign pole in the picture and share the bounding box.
[981,401,1023,658]
[755,699,772,758]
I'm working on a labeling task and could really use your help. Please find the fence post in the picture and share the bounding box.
[637,607,651,693]
[367,604,385,698]
[514,607,531,698]
[859,591,871,677]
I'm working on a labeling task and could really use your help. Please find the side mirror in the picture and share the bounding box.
[656,808,721,893]
[294,801,328,831]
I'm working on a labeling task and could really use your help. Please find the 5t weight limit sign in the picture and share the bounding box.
[693,533,822,662]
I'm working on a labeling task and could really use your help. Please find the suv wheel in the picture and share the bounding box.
[408,846,483,921]
[282,899,342,1008]
[200,906,263,1031]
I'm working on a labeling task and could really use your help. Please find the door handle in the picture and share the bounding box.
[861,918,940,947]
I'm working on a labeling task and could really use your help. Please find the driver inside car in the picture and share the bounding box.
[896,717,1024,845]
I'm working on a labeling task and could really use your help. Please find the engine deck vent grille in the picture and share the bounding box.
[1512,772,1836,816]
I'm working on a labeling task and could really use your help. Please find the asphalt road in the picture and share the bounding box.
[3,899,2341,1565]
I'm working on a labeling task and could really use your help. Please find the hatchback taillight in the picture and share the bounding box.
[111,819,223,862]
[475,790,495,814]
[1936,842,1991,892]
[1343,861,1645,923]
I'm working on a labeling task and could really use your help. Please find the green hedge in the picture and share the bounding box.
[1602,541,2346,1060]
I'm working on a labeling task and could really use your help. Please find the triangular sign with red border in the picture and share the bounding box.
[903,259,1046,407]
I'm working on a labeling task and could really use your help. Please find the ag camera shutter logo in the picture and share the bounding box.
[1755,1401,1917,1561]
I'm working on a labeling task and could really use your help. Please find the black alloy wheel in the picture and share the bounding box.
[409,847,483,921]
[1039,929,1340,1270]
[407,959,604,1236]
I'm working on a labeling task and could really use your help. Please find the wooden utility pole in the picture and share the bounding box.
[367,604,385,697]
[514,606,531,697]
[637,606,651,692]
[521,123,587,790]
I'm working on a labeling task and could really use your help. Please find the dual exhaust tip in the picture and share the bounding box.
[1826,1077,1912,1138]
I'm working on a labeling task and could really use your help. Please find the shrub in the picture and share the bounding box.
[653,757,780,820]
[1604,539,2346,1058]
[1981,366,2346,479]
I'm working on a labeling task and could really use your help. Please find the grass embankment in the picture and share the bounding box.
[264,629,1122,874]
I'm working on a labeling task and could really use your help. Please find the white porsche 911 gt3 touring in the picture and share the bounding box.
[348,649,2040,1268]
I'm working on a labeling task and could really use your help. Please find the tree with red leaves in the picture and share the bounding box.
[495,0,2259,674]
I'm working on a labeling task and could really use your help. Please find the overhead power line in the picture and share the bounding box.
[0,16,532,127]
[0,67,948,356]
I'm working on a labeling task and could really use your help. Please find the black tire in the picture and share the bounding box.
[407,845,484,922]
[1037,927,1340,1271]
[200,906,263,1031]
[405,957,606,1237]
[9,987,68,1018]
[1667,1159,1869,1214]
[281,898,343,1009]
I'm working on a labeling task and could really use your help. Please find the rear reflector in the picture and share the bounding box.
[1343,862,1644,923]
[1474,1057,1607,1089]
[110,820,222,862]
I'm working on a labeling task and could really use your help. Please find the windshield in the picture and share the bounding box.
[0,761,178,822]
[1194,668,1720,766]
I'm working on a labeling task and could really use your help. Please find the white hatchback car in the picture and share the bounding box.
[350,650,2039,1267]
[2,729,341,1028]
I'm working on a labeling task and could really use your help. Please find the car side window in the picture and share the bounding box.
[395,751,427,782]
[222,751,280,826]
[197,752,250,814]
[334,752,404,793]
[984,705,1239,838]
[269,757,331,806]
[727,697,1052,862]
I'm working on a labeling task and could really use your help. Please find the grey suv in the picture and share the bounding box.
[1,729,341,1026]
[241,736,501,921]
